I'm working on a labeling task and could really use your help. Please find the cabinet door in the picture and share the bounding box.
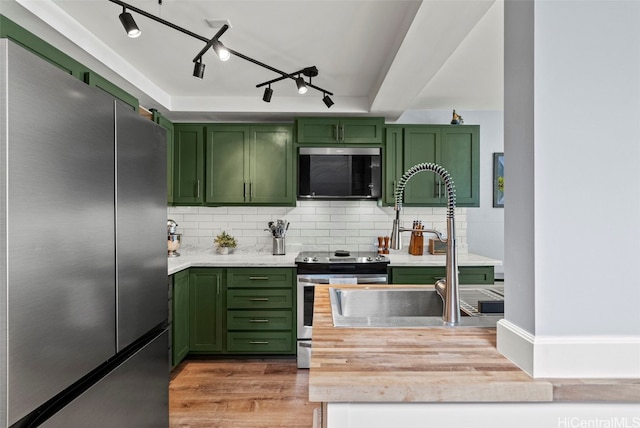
[402,127,441,205]
[189,268,224,352]
[172,270,189,367]
[390,266,494,285]
[296,118,340,144]
[226,267,294,288]
[153,113,174,204]
[250,125,295,205]
[383,127,404,206]
[340,118,383,144]
[205,125,250,204]
[296,117,383,144]
[440,126,480,207]
[173,125,204,204]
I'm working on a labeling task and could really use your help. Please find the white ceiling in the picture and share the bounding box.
[4,0,503,122]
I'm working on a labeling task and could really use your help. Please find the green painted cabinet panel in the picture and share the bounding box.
[226,332,293,353]
[224,267,295,355]
[226,268,294,288]
[402,127,441,205]
[390,266,494,285]
[226,310,293,331]
[296,117,384,144]
[383,127,404,205]
[84,71,138,111]
[1,15,84,79]
[189,268,224,352]
[226,289,293,310]
[440,127,479,206]
[205,125,295,206]
[383,125,480,207]
[153,111,174,204]
[172,270,190,367]
[251,126,295,204]
[173,124,204,205]
[205,125,249,204]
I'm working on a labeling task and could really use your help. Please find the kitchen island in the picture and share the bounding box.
[309,284,640,428]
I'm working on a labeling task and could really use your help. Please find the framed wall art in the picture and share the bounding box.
[493,152,504,208]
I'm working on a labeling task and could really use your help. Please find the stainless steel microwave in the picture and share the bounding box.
[297,147,381,199]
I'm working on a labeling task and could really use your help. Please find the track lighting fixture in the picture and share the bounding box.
[296,76,308,94]
[263,86,273,103]
[211,40,230,62]
[119,7,141,38]
[193,60,205,79]
[109,0,334,106]
[323,93,334,108]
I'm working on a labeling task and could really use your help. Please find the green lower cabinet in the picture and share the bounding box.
[170,267,297,360]
[226,332,293,353]
[225,267,296,355]
[390,266,494,285]
[172,270,190,367]
[226,310,293,331]
[189,268,224,352]
[226,289,293,309]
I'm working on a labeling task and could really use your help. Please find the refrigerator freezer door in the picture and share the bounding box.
[40,330,169,428]
[115,103,168,351]
[5,42,117,424]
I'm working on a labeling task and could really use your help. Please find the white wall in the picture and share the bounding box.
[397,110,505,274]
[500,0,640,378]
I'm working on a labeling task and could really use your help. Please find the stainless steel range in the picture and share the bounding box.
[295,250,389,368]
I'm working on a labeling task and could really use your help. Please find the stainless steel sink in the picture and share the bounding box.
[329,287,503,328]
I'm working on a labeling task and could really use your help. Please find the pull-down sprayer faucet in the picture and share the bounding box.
[390,163,460,325]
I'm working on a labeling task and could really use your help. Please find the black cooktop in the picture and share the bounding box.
[295,250,389,265]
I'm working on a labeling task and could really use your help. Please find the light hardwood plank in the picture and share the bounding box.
[170,358,317,428]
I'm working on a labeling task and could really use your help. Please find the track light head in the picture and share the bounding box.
[296,76,308,94]
[212,40,230,61]
[263,86,273,103]
[193,60,205,79]
[119,8,141,38]
[323,94,334,108]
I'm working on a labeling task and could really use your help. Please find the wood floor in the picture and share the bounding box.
[169,358,318,428]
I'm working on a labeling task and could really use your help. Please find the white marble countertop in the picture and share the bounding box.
[167,247,501,275]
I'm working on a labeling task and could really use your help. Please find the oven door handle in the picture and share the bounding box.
[298,277,331,284]
[357,276,388,284]
[297,276,388,285]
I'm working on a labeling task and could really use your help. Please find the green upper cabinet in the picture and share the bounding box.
[152,111,174,204]
[205,124,295,206]
[1,16,139,110]
[173,124,204,205]
[296,117,384,145]
[383,125,480,207]
[84,71,138,111]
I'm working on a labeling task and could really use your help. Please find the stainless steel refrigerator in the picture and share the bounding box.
[0,39,169,427]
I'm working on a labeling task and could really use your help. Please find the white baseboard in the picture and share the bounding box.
[497,319,640,378]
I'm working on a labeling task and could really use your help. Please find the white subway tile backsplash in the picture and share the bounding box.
[168,200,467,253]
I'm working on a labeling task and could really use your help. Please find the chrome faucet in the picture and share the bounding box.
[390,163,460,325]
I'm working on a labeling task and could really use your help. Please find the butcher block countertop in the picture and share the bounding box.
[308,284,640,404]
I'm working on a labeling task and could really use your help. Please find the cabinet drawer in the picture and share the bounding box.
[226,310,293,331]
[226,289,293,309]
[390,266,494,285]
[226,268,294,288]
[226,332,293,353]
